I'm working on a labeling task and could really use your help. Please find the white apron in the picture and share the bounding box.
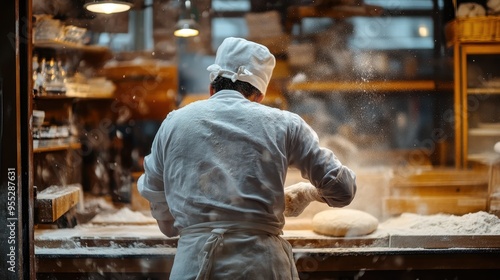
[169,221,299,280]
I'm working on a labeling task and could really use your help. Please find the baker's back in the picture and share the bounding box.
[159,90,293,230]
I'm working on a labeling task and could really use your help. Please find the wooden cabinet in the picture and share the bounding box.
[32,95,114,189]
[32,37,179,225]
[32,39,113,224]
[452,42,500,167]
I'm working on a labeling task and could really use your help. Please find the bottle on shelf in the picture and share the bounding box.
[32,54,39,95]
[34,57,68,95]
[33,57,46,95]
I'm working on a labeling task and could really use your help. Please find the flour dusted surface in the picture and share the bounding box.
[89,207,156,225]
[379,211,500,235]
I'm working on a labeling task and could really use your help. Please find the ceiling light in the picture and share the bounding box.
[174,19,199,37]
[84,0,133,14]
[174,0,199,37]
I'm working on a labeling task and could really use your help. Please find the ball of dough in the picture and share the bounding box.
[494,141,500,154]
[312,209,379,237]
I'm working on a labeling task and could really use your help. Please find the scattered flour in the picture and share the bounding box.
[379,211,500,235]
[89,207,156,225]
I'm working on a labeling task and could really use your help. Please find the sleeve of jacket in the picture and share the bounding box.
[137,154,165,204]
[137,122,174,222]
[286,113,357,208]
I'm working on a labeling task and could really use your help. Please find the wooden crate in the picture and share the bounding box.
[384,196,487,216]
[384,168,490,216]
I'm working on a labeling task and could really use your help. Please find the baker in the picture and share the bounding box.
[137,37,357,279]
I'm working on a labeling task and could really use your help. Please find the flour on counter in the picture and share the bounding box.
[36,224,165,241]
[379,211,500,235]
[89,207,156,225]
[36,246,177,256]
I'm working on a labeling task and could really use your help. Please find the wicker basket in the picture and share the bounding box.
[445,16,500,45]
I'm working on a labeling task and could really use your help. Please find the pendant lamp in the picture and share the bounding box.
[174,0,199,37]
[84,0,133,14]
[174,19,199,37]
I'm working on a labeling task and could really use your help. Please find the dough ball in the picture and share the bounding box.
[494,141,500,153]
[312,209,379,237]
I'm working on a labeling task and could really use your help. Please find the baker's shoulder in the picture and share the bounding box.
[273,107,304,123]
[181,97,210,109]
[256,103,291,115]
[170,99,209,116]
[257,104,301,119]
[158,105,195,127]
[255,105,309,132]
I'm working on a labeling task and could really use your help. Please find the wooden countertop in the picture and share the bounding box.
[35,224,500,250]
[35,224,500,278]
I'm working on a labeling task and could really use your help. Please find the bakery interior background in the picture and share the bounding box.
[30,0,500,246]
[32,0,455,172]
[26,0,498,249]
[17,0,500,278]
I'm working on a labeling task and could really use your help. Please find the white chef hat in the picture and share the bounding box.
[207,37,276,95]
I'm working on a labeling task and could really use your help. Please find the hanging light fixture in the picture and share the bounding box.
[174,19,199,37]
[84,0,133,14]
[174,0,199,37]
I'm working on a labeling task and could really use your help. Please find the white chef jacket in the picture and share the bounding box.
[138,90,356,279]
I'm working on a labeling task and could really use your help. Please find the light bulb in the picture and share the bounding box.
[85,1,132,14]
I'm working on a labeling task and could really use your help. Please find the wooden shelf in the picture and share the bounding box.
[287,80,450,93]
[452,42,500,167]
[34,138,81,153]
[469,128,500,136]
[34,94,114,101]
[286,4,383,25]
[286,4,383,32]
[467,153,500,164]
[289,4,383,18]
[468,87,500,94]
[33,94,74,101]
[34,39,110,54]
[33,39,113,64]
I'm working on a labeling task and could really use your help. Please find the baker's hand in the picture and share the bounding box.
[150,202,178,237]
[284,182,324,217]
[157,219,179,237]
